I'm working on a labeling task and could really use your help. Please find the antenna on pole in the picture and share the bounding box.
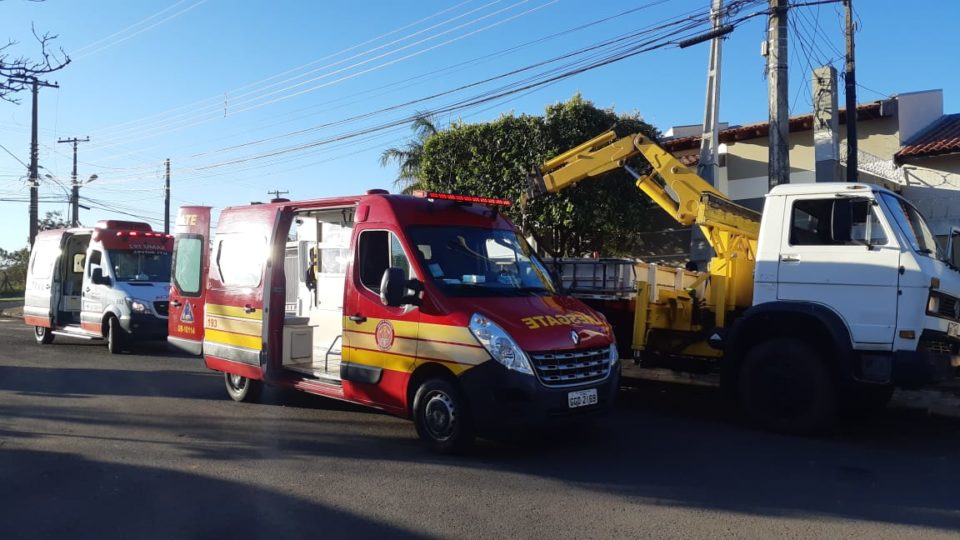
[268,189,289,203]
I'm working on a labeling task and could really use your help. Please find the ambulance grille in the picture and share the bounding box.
[154,301,169,317]
[920,339,957,356]
[937,294,959,321]
[529,347,611,387]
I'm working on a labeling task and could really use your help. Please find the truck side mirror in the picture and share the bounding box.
[380,267,422,307]
[948,227,960,269]
[91,267,110,286]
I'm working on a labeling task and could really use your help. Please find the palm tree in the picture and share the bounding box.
[379,113,438,192]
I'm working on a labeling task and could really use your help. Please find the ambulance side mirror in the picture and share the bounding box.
[380,267,422,307]
[91,267,110,286]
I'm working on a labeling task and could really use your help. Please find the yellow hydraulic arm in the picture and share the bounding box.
[527,130,761,331]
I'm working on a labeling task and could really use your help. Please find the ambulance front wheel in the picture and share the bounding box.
[106,316,125,354]
[413,378,474,454]
[224,373,262,403]
[34,326,54,345]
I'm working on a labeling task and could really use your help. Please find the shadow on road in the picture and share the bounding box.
[0,448,428,540]
[1,359,958,531]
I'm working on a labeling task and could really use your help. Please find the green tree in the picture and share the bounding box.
[418,94,669,257]
[38,210,67,231]
[379,113,438,192]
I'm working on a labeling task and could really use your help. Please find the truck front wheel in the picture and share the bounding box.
[412,378,474,454]
[738,338,837,434]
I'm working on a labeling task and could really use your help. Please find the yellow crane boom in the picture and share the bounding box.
[527,130,761,347]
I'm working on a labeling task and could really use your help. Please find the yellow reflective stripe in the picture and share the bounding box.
[417,340,489,365]
[418,322,477,346]
[206,328,262,350]
[343,316,418,337]
[206,315,261,336]
[206,303,262,321]
[343,346,415,373]
[344,346,477,377]
[344,330,418,358]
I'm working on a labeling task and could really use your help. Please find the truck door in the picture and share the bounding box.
[24,232,65,329]
[168,206,211,355]
[777,196,900,344]
[203,205,281,377]
[341,227,420,410]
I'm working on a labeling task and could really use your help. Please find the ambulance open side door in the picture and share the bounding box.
[168,206,211,355]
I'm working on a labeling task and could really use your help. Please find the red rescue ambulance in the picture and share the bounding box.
[168,190,620,452]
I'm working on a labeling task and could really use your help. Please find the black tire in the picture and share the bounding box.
[738,338,837,434]
[412,378,474,454]
[106,316,125,354]
[224,373,263,403]
[34,326,54,345]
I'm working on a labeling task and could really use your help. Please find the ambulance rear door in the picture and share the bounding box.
[203,204,283,378]
[168,206,211,355]
[24,231,67,329]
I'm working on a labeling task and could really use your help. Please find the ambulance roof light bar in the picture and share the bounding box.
[412,190,512,207]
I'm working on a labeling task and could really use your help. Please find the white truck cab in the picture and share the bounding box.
[24,220,173,353]
[749,182,960,387]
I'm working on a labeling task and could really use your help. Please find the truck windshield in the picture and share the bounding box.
[880,192,945,261]
[109,250,172,282]
[407,226,556,297]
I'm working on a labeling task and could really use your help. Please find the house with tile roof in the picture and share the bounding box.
[656,89,960,255]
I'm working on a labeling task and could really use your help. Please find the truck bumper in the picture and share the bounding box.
[859,332,960,388]
[891,350,960,388]
[457,359,620,436]
[121,313,168,340]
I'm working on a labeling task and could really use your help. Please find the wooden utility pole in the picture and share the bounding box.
[11,77,60,247]
[767,0,789,189]
[164,159,171,234]
[844,0,858,181]
[58,136,90,226]
[813,66,840,182]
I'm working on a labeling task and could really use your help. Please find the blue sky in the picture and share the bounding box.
[1,0,957,251]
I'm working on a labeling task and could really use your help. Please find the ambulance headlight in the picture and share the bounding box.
[608,342,619,366]
[927,294,940,314]
[128,298,150,314]
[469,313,533,376]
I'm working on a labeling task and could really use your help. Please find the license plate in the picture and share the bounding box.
[949,322,959,338]
[568,388,598,409]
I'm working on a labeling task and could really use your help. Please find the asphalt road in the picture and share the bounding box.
[1,318,959,539]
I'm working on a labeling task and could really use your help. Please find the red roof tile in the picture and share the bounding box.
[663,102,886,153]
[895,113,960,163]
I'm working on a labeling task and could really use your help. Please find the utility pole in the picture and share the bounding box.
[813,66,840,182]
[844,0,858,181]
[164,159,171,234]
[11,76,59,247]
[767,0,789,189]
[690,0,725,269]
[58,136,90,226]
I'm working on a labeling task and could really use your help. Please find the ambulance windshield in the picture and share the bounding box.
[109,250,172,283]
[408,226,556,296]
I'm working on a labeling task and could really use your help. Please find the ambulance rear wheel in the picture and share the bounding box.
[106,316,125,354]
[34,326,54,344]
[224,373,262,403]
[413,378,474,454]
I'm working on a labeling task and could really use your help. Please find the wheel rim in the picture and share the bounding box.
[227,374,246,392]
[35,327,45,338]
[423,391,456,441]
